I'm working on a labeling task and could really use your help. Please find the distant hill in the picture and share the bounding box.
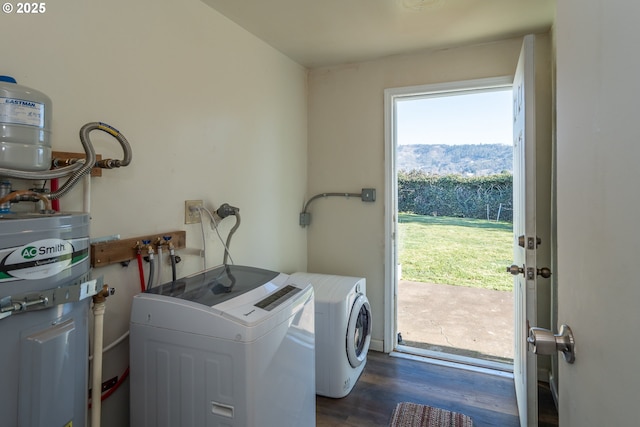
[397,144,512,176]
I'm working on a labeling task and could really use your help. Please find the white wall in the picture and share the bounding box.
[1,0,308,425]
[307,35,552,353]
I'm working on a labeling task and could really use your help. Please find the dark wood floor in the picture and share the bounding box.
[316,351,558,427]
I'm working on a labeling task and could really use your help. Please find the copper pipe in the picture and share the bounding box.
[0,190,52,212]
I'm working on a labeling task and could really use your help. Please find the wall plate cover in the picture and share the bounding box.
[361,188,376,202]
[185,200,204,224]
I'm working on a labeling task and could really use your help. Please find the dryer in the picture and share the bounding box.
[130,264,315,427]
[290,272,371,398]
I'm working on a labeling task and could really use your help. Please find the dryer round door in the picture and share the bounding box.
[346,294,372,368]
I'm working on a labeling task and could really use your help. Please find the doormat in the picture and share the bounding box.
[389,402,474,427]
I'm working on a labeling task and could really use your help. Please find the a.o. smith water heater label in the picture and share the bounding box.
[0,238,88,282]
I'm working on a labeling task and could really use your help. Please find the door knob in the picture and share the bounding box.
[527,324,575,363]
[507,264,524,276]
[537,267,552,278]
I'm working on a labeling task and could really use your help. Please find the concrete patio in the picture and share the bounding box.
[397,280,514,364]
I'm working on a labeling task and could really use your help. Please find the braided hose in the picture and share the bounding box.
[223,212,240,265]
[47,122,97,200]
[49,122,132,200]
[0,121,131,209]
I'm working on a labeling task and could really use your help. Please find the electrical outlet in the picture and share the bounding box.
[185,200,204,224]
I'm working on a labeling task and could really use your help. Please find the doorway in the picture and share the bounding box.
[384,78,514,370]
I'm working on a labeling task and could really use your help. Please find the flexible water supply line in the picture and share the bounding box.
[198,208,208,270]
[49,122,132,201]
[156,244,164,285]
[198,205,238,266]
[170,250,177,282]
[147,255,155,289]
[136,252,145,292]
[0,121,131,210]
[46,123,97,200]
[145,242,155,290]
[0,122,97,185]
[166,237,177,282]
[49,121,131,203]
[214,203,240,265]
[89,122,132,168]
[0,153,85,180]
[223,212,240,266]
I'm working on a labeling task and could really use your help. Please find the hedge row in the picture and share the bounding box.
[398,171,513,222]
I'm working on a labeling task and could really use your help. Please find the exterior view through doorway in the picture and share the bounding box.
[385,79,514,371]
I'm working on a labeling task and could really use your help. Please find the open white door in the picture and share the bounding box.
[511,34,537,427]
[555,1,640,425]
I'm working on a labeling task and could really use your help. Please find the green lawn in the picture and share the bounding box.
[398,213,513,291]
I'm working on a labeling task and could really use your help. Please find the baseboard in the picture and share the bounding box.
[369,338,384,352]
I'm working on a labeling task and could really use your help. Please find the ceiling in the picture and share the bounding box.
[200,0,555,69]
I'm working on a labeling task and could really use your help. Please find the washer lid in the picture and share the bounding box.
[144,264,280,307]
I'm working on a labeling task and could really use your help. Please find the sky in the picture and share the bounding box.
[396,89,513,146]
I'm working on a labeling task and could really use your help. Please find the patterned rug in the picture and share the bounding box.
[389,402,474,427]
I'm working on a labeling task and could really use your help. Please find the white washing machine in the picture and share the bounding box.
[290,272,372,398]
[130,265,316,427]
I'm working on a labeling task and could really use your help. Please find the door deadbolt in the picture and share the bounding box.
[527,324,575,363]
[517,235,542,249]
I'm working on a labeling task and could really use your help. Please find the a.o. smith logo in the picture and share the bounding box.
[21,246,38,259]
[2,239,74,280]
[20,242,67,260]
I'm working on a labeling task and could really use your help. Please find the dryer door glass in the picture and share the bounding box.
[346,295,372,368]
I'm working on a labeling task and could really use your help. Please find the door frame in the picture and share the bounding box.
[383,76,514,354]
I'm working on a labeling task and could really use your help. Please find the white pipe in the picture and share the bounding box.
[103,330,129,355]
[91,300,106,427]
[83,174,91,213]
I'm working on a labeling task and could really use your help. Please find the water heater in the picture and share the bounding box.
[0,213,94,427]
